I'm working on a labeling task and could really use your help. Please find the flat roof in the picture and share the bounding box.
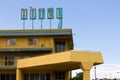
[0,29,72,36]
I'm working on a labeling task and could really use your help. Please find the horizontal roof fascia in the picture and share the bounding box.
[0,48,52,52]
[0,29,72,36]
[0,66,16,70]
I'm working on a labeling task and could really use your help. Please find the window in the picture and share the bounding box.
[55,42,65,52]
[0,74,16,80]
[3,56,15,66]
[7,39,16,45]
[55,72,65,80]
[24,73,50,80]
[28,38,38,45]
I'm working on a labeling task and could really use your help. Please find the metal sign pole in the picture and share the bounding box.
[23,20,25,30]
[58,19,62,29]
[41,19,42,29]
[50,19,51,29]
[32,20,34,29]
[94,66,96,80]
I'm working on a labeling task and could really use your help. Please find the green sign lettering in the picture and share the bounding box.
[48,8,54,19]
[39,8,45,19]
[21,9,27,20]
[56,8,63,19]
[30,9,36,20]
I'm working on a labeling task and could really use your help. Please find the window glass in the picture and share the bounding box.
[7,39,16,45]
[3,56,15,66]
[23,73,50,80]
[11,74,16,80]
[34,74,39,80]
[30,74,34,80]
[28,38,38,45]
[46,73,50,80]
[6,74,10,80]
[24,74,29,80]
[0,74,5,80]
[55,72,65,80]
[55,42,65,52]
[0,74,16,80]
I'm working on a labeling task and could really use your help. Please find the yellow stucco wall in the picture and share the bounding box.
[0,36,54,48]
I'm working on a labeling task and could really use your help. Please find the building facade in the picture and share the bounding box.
[0,29,103,80]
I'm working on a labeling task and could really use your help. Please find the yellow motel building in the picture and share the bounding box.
[0,28,103,80]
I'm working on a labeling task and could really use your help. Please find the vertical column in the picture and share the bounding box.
[83,70,91,80]
[81,62,94,80]
[65,71,71,80]
[0,57,2,66]
[16,69,23,80]
[51,38,55,53]
[50,72,54,80]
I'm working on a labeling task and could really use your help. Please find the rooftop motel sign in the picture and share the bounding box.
[21,8,63,29]
[21,9,27,20]
[48,8,54,19]
[30,8,36,20]
[39,8,45,19]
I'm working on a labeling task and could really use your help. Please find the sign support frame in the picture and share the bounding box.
[23,20,25,30]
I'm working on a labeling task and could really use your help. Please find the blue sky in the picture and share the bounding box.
[0,0,120,65]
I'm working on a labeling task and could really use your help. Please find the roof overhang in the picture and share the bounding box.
[0,66,16,70]
[17,50,104,71]
[0,29,72,37]
[0,48,52,52]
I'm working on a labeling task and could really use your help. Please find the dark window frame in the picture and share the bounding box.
[7,39,16,46]
[28,38,38,45]
[55,42,65,52]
